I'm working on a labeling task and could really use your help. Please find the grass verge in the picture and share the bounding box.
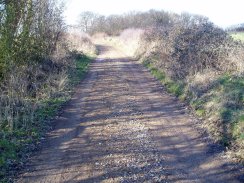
[143,61,184,98]
[0,53,93,182]
[143,59,244,162]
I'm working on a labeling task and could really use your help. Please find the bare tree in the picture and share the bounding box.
[78,11,98,33]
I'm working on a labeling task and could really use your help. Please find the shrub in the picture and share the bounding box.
[133,13,244,161]
[172,23,231,79]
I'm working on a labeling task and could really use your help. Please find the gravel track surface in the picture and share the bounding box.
[17,43,244,183]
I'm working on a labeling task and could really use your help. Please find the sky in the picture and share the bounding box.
[63,0,244,28]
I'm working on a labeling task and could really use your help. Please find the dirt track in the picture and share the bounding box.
[17,42,244,182]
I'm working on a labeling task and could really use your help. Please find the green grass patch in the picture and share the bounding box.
[196,109,205,117]
[221,108,233,123]
[230,32,244,42]
[35,97,67,121]
[150,68,166,81]
[70,54,92,86]
[232,115,244,140]
[218,75,244,107]
[166,81,184,97]
[201,74,244,152]
[190,99,204,109]
[143,60,184,97]
[239,115,244,122]
[0,139,18,167]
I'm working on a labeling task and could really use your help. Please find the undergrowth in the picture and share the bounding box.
[0,53,92,182]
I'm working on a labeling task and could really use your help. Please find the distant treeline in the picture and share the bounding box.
[78,10,210,35]
[226,23,244,32]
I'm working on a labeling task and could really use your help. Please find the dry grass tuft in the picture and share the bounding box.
[92,32,109,41]
[118,29,144,57]
[66,32,97,56]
